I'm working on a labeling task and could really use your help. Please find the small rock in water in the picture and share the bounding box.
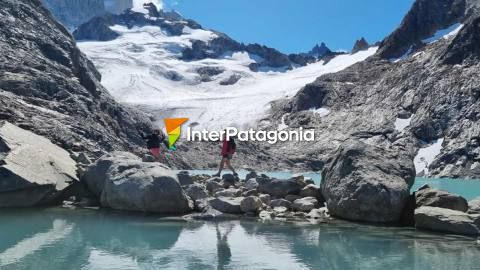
[209,197,244,214]
[259,210,274,220]
[307,207,329,219]
[293,197,319,212]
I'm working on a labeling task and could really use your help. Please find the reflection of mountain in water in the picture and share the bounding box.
[0,209,479,269]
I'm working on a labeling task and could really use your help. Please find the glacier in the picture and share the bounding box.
[78,24,377,131]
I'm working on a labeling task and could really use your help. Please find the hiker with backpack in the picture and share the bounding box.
[213,132,237,177]
[139,128,169,162]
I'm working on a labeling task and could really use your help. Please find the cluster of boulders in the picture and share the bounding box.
[78,152,331,222]
[413,185,480,236]
[185,171,329,222]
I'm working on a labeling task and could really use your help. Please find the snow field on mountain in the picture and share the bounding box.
[78,25,377,131]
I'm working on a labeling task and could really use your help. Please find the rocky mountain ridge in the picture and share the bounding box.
[272,0,480,178]
[0,0,156,161]
[73,5,319,71]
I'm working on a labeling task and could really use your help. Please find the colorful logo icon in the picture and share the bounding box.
[164,118,189,150]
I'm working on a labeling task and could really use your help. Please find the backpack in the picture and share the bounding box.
[228,137,236,152]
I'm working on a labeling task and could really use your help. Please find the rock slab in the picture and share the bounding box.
[0,122,78,207]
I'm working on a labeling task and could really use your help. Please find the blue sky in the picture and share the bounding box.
[163,0,415,54]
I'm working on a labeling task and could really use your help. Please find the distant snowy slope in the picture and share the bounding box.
[77,10,377,130]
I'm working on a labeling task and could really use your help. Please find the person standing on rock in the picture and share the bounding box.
[213,132,237,177]
[140,128,168,162]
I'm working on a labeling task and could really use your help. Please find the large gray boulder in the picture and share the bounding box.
[100,161,193,214]
[0,122,78,207]
[258,179,302,198]
[321,141,415,223]
[415,188,468,212]
[415,206,480,236]
[82,151,140,197]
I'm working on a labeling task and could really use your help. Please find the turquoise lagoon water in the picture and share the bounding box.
[186,170,480,200]
[0,208,479,270]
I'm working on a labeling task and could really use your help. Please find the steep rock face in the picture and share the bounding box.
[275,0,480,178]
[441,14,480,65]
[377,0,466,59]
[0,0,152,159]
[40,0,106,30]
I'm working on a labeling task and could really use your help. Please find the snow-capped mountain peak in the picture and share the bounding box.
[75,8,377,130]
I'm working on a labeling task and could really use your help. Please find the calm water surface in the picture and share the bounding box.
[186,170,480,200]
[0,208,479,270]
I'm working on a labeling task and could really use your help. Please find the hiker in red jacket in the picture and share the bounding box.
[213,133,237,177]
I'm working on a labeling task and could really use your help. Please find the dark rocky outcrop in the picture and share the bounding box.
[0,0,153,161]
[377,0,466,59]
[351,37,369,53]
[321,141,415,223]
[308,42,332,58]
[73,17,119,41]
[275,0,480,179]
[441,15,480,65]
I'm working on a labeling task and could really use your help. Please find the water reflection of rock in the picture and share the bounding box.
[237,221,480,270]
[1,210,480,269]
